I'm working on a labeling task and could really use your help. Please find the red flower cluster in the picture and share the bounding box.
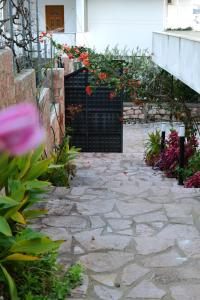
[98,72,107,80]
[79,52,89,61]
[68,53,74,59]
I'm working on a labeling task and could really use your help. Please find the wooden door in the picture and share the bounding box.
[46,5,64,32]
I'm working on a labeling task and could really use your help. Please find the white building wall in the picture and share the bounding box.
[76,0,164,52]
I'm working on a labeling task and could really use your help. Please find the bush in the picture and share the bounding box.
[0,252,83,300]
[145,129,199,186]
[157,130,198,178]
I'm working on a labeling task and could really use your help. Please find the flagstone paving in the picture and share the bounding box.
[35,124,200,300]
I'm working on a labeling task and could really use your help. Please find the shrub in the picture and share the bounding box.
[158,130,198,178]
[185,171,200,188]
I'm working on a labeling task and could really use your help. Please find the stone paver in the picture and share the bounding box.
[37,124,200,299]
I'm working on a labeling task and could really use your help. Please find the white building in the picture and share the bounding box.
[38,0,165,52]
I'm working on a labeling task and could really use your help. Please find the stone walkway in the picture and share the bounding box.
[36,124,200,300]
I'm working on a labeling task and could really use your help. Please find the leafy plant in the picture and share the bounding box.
[0,146,63,300]
[42,137,80,187]
[0,252,83,300]
[145,130,161,166]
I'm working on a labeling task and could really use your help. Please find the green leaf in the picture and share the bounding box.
[0,216,12,236]
[17,153,32,179]
[11,212,26,225]
[30,145,44,165]
[48,164,65,169]
[24,209,48,219]
[10,237,63,254]
[25,180,50,190]
[0,196,19,210]
[24,159,52,180]
[15,228,45,242]
[0,264,19,300]
[8,179,25,202]
[3,253,39,261]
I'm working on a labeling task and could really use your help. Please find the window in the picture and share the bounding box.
[45,5,64,32]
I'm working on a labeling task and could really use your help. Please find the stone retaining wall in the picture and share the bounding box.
[123,102,200,123]
[0,48,73,155]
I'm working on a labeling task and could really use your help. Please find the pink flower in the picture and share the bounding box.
[0,103,45,155]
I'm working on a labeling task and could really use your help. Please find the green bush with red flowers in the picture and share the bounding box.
[39,32,158,102]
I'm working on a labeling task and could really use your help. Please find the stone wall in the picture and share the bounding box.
[0,49,36,108]
[0,48,72,155]
[123,102,200,123]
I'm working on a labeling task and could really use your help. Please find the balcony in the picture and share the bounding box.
[152,31,200,94]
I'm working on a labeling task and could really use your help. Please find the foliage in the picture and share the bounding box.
[158,130,198,178]
[0,146,63,300]
[145,130,161,166]
[146,70,200,134]
[184,171,200,188]
[178,151,200,181]
[145,129,199,185]
[38,33,158,102]
[40,34,199,134]
[41,137,80,187]
[0,252,83,300]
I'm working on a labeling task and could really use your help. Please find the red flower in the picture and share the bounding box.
[86,85,93,96]
[98,72,107,80]
[109,91,116,100]
[79,52,89,61]
[83,59,90,66]
[68,53,74,59]
[74,47,80,54]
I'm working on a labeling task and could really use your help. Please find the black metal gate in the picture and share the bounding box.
[64,68,123,152]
